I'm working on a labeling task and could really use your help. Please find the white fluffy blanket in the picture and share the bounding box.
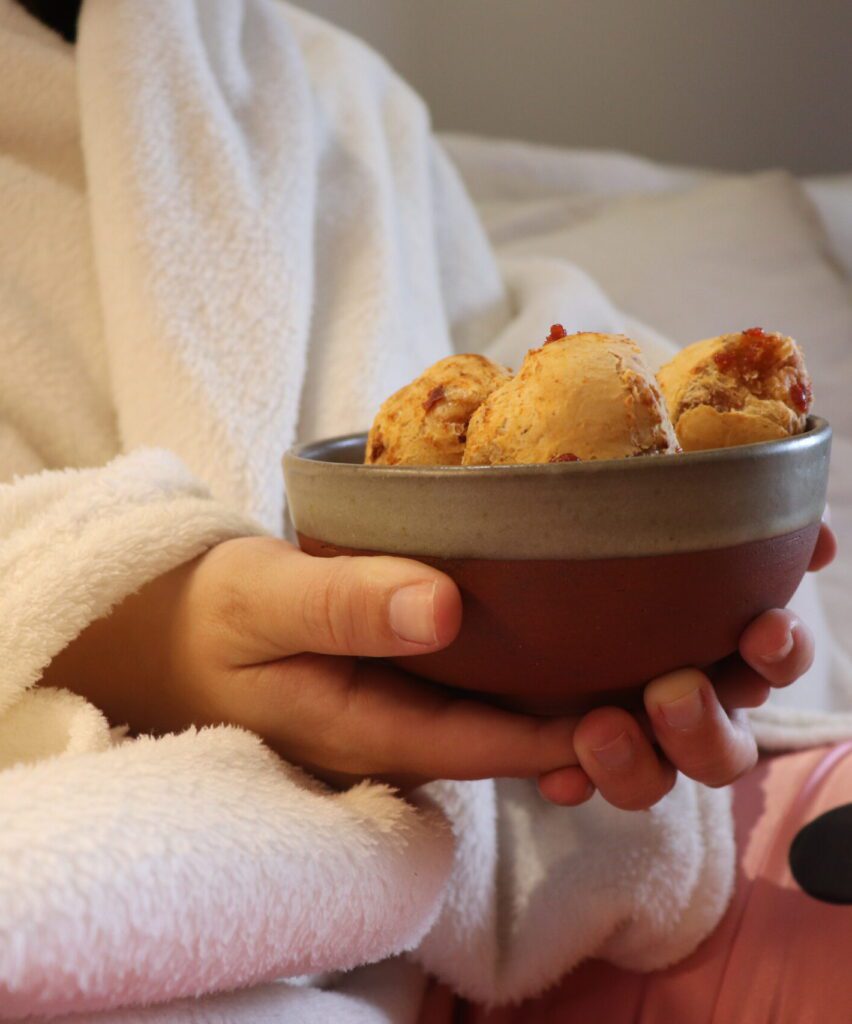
[1,1,849,1019]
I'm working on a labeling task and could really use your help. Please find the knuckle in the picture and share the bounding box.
[199,537,279,638]
[666,715,732,779]
[303,561,360,653]
[298,673,374,774]
[205,567,254,642]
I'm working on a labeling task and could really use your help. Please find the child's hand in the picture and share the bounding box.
[539,521,838,809]
[44,523,836,807]
[41,536,582,789]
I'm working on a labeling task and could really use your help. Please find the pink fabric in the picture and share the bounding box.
[423,744,852,1024]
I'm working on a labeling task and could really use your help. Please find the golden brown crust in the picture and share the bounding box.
[365,353,511,466]
[657,329,811,452]
[463,333,678,465]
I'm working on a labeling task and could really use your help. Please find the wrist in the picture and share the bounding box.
[38,555,203,735]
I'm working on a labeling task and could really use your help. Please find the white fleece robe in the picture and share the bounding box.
[0,0,813,1018]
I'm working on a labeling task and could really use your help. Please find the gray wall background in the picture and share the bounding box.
[296,0,851,175]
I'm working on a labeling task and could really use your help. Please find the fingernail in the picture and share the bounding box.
[660,687,705,729]
[591,731,634,771]
[389,583,438,645]
[762,628,794,664]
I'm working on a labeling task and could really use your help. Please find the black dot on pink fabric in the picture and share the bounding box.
[789,803,852,905]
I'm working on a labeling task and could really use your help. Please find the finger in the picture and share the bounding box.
[251,655,582,783]
[207,537,462,661]
[644,669,758,788]
[572,707,676,811]
[537,766,596,807]
[808,521,837,573]
[737,609,814,688]
[708,656,771,711]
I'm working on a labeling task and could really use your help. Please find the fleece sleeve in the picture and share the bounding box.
[0,450,455,1017]
[0,728,453,1019]
[0,448,256,718]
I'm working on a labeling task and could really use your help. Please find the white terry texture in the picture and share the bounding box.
[0,1,848,1021]
[79,0,507,532]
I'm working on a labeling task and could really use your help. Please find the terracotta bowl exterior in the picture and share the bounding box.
[283,419,831,713]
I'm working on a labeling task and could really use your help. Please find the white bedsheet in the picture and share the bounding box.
[442,133,852,279]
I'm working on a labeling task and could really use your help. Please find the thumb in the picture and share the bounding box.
[207,537,462,661]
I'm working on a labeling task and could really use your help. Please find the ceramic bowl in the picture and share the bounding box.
[283,418,831,713]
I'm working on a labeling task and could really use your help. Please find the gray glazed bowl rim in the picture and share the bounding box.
[284,417,831,560]
[288,416,830,477]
